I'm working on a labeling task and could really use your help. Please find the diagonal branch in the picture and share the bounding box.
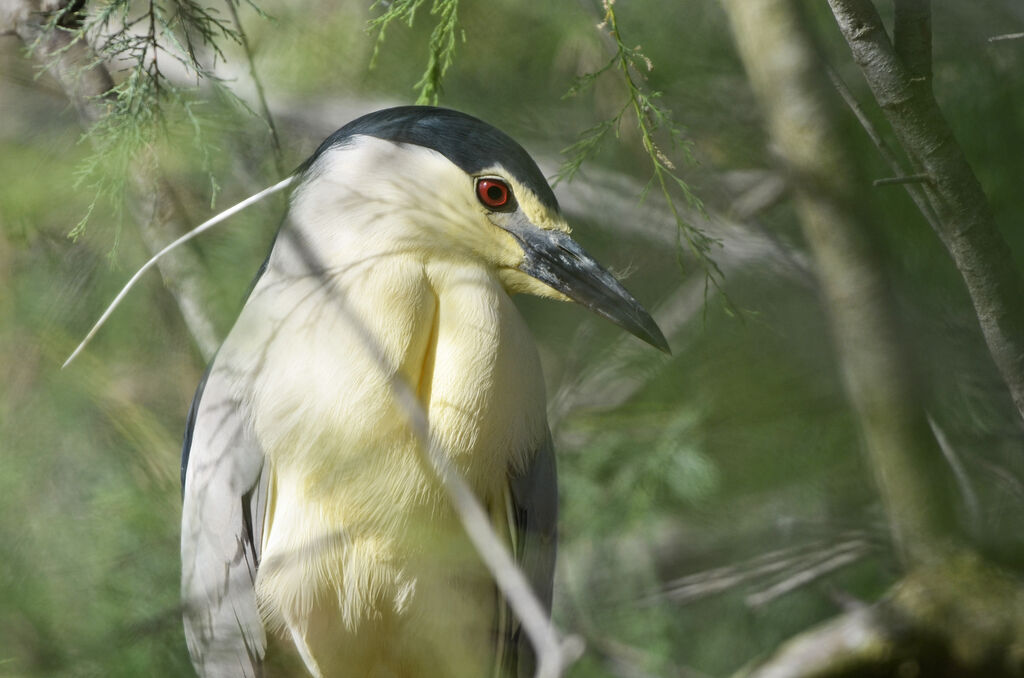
[730,604,923,678]
[828,0,1024,426]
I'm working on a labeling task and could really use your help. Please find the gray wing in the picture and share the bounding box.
[181,357,268,678]
[507,431,558,678]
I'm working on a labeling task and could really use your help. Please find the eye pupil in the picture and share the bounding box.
[476,178,511,209]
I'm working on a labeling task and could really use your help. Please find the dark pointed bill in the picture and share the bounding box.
[507,222,670,354]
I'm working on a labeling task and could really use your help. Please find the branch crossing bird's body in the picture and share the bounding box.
[180,107,667,678]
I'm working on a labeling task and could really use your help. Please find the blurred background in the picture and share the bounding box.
[2,1,1024,676]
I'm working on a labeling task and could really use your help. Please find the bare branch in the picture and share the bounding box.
[736,552,1024,677]
[652,536,874,607]
[828,0,1024,426]
[130,169,221,359]
[730,605,912,678]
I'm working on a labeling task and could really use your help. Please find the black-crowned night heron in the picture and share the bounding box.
[180,106,668,678]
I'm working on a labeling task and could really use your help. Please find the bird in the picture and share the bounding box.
[179,105,668,678]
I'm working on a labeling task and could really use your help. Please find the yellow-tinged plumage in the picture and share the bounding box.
[216,139,547,676]
[181,106,666,678]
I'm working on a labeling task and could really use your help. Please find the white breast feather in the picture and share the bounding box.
[214,137,548,674]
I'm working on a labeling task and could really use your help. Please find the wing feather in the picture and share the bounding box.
[505,431,558,678]
[181,358,267,678]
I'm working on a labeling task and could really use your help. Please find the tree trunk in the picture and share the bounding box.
[719,0,957,568]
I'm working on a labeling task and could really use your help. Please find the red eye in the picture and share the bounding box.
[476,178,511,209]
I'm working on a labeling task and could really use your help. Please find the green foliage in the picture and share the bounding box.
[562,410,718,539]
[558,1,727,302]
[559,409,712,677]
[70,89,225,260]
[368,0,465,105]
[38,0,262,252]
[0,125,193,676]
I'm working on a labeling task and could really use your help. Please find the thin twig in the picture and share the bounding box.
[558,1,729,311]
[744,542,871,607]
[987,31,1024,42]
[826,65,942,232]
[652,537,873,607]
[62,176,295,368]
[872,173,930,186]
[927,415,981,533]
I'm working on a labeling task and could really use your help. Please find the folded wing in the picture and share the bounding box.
[181,360,268,678]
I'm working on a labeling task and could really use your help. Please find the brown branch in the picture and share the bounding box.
[828,0,1024,426]
[730,605,918,678]
[3,0,219,359]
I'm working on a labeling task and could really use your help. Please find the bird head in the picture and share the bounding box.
[288,106,669,353]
